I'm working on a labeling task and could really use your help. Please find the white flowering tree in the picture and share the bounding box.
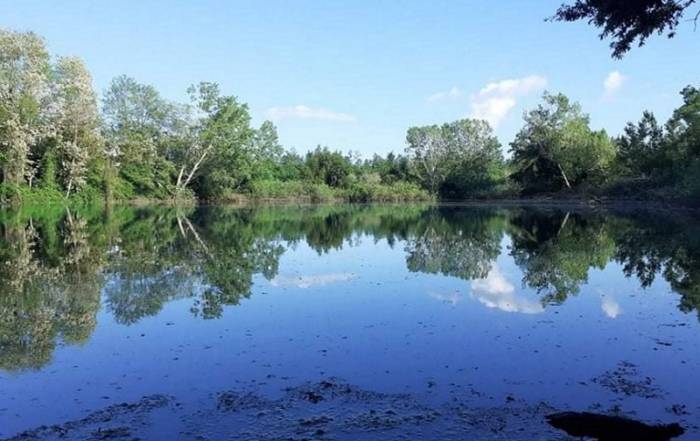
[52,56,102,196]
[0,30,53,187]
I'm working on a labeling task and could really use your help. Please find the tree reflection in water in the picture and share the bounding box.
[0,204,698,371]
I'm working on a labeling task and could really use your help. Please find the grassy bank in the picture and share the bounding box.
[3,179,698,211]
[197,180,434,204]
[0,180,433,208]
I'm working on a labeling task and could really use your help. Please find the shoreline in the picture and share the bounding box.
[104,195,700,214]
[1,194,697,213]
[436,197,700,213]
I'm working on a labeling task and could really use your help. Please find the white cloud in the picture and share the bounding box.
[428,291,462,306]
[270,272,356,289]
[427,86,463,103]
[266,105,357,123]
[470,97,517,128]
[603,71,625,96]
[470,266,544,314]
[601,296,621,319]
[469,75,547,127]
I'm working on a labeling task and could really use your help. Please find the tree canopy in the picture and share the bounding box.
[550,0,698,58]
[405,119,504,198]
[0,28,698,206]
[510,92,615,193]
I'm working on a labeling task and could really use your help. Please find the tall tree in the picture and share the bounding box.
[665,85,700,158]
[52,56,102,196]
[510,92,615,192]
[405,124,448,194]
[550,0,698,58]
[248,120,283,181]
[102,75,176,196]
[665,85,700,195]
[102,75,172,163]
[304,146,353,188]
[617,111,666,178]
[186,82,254,199]
[406,119,504,196]
[0,30,52,187]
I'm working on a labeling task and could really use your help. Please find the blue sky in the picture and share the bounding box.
[2,0,698,157]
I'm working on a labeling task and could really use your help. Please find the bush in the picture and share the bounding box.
[0,183,105,208]
[248,179,431,203]
[17,185,66,205]
[0,183,23,206]
[345,181,432,203]
[306,183,337,202]
[70,185,105,206]
[118,158,176,200]
[249,180,308,199]
[248,180,340,202]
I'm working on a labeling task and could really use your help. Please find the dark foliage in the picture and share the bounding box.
[550,0,697,58]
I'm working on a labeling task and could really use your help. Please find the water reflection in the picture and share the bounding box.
[270,273,356,289]
[0,204,699,372]
[601,294,622,319]
[471,265,544,314]
[509,211,616,304]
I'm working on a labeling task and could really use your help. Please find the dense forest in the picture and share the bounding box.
[1,28,698,207]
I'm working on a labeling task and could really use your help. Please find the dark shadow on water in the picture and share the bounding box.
[547,411,685,441]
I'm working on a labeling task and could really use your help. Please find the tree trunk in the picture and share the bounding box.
[104,158,113,206]
[66,159,75,197]
[176,166,185,188]
[178,147,211,190]
[557,163,572,189]
[557,211,570,236]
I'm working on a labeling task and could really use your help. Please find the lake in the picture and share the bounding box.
[0,204,698,440]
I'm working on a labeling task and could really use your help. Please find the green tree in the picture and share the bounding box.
[405,124,450,194]
[386,153,411,184]
[0,30,52,188]
[51,57,103,196]
[611,84,700,201]
[438,120,504,198]
[665,86,700,164]
[406,118,504,197]
[665,85,700,197]
[187,82,254,199]
[249,120,283,181]
[102,75,176,197]
[276,149,306,181]
[616,111,666,178]
[510,92,615,193]
[304,146,353,188]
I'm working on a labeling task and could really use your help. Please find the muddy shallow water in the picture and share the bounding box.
[0,204,698,439]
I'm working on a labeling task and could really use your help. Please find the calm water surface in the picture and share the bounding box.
[0,204,698,440]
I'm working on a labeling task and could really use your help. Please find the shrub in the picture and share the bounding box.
[306,183,337,202]
[345,181,432,203]
[249,180,308,199]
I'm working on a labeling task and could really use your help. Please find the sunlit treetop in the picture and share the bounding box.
[550,0,698,58]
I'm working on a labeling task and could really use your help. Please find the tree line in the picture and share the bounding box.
[1,29,698,206]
